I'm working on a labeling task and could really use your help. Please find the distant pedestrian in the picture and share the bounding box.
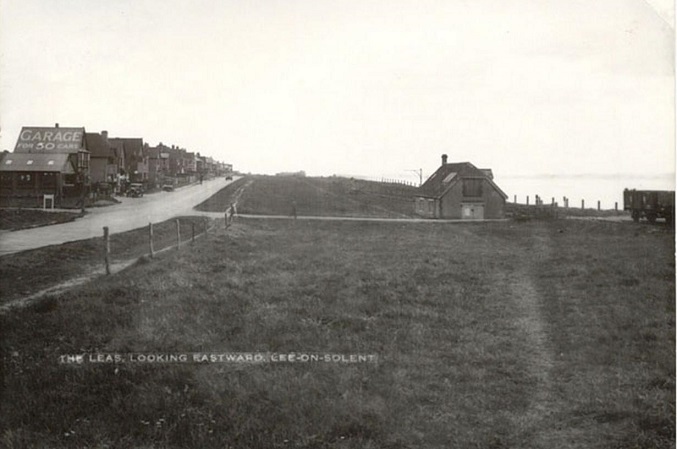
[290,201,297,220]
[228,202,236,226]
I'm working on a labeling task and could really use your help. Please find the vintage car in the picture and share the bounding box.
[126,183,145,198]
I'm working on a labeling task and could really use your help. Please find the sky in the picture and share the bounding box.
[0,0,674,192]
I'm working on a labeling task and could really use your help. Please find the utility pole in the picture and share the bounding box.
[407,169,423,187]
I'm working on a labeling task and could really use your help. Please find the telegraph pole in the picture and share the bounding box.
[407,169,423,187]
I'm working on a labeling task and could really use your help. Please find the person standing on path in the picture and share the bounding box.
[290,200,297,220]
[227,202,237,226]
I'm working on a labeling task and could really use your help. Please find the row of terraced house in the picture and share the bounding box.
[0,123,232,208]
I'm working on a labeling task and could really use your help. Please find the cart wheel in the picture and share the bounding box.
[631,210,640,222]
[647,213,657,224]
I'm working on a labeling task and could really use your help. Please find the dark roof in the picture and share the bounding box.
[109,140,125,159]
[146,147,160,158]
[0,153,74,173]
[109,138,144,158]
[85,133,112,158]
[418,161,507,199]
[480,169,493,179]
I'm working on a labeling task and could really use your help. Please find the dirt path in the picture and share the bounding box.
[501,225,558,447]
[195,212,508,223]
[231,179,253,210]
[0,261,134,314]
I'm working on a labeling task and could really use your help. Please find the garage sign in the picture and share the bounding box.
[15,127,85,153]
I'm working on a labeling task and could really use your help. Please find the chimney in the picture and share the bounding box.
[55,123,59,128]
[442,154,448,166]
[101,130,108,139]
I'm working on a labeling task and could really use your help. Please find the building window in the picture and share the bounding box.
[462,178,483,197]
[0,173,13,190]
[77,151,90,171]
[442,172,457,184]
[18,173,33,188]
[417,198,423,212]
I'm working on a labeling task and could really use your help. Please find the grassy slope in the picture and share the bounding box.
[196,175,418,218]
[0,219,674,448]
[0,209,83,231]
[0,216,212,302]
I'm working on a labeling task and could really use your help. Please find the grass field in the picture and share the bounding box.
[196,175,418,217]
[1,217,673,448]
[0,209,84,231]
[0,216,213,302]
[506,202,630,220]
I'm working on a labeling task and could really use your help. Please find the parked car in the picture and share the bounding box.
[126,183,145,198]
[225,174,233,180]
[162,183,175,192]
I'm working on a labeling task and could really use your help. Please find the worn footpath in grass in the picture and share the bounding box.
[0,216,212,302]
[196,175,418,218]
[0,218,673,448]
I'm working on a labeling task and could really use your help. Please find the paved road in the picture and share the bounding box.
[0,177,236,255]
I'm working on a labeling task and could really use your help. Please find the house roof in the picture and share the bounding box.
[85,133,112,158]
[109,138,144,158]
[146,147,160,158]
[418,161,507,199]
[109,140,125,159]
[0,153,74,173]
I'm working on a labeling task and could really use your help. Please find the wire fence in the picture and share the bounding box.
[101,214,235,275]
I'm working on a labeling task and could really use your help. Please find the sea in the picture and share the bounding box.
[498,174,675,209]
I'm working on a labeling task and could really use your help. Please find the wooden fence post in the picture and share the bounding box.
[526,195,529,206]
[149,222,154,258]
[581,199,585,210]
[597,200,601,211]
[176,219,181,249]
[103,226,110,275]
[615,202,618,211]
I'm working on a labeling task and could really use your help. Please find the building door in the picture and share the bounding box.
[462,204,484,219]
